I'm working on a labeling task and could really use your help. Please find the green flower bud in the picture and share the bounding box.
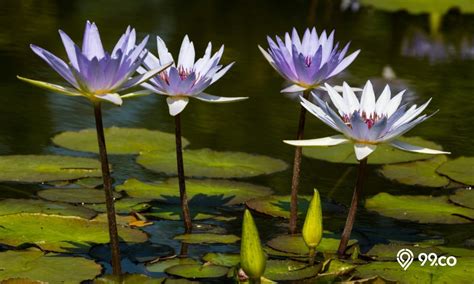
[240,209,266,280]
[302,189,323,250]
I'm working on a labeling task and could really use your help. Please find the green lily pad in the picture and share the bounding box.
[118,178,273,206]
[264,259,321,281]
[146,258,200,273]
[303,137,444,164]
[136,149,287,178]
[450,189,474,209]
[0,198,96,219]
[379,156,450,187]
[174,233,240,244]
[0,213,147,253]
[165,264,229,279]
[38,188,121,204]
[75,177,104,188]
[267,234,357,255]
[202,253,240,267]
[437,157,474,185]
[0,155,102,182]
[360,0,474,14]
[323,259,357,275]
[145,204,220,221]
[246,195,314,219]
[355,258,474,284]
[365,193,474,224]
[90,243,174,263]
[52,127,188,154]
[0,249,101,283]
[94,274,165,284]
[84,198,151,214]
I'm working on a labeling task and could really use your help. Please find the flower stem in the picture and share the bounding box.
[289,90,310,234]
[337,158,368,257]
[174,113,192,234]
[93,102,122,276]
[308,247,316,266]
[249,278,262,284]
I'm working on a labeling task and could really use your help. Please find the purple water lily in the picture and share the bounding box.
[140,35,247,116]
[18,21,170,105]
[259,28,360,93]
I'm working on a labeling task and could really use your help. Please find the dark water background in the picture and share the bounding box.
[0,0,473,275]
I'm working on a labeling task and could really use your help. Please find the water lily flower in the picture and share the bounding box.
[140,35,247,116]
[259,27,360,93]
[284,80,450,160]
[18,21,170,106]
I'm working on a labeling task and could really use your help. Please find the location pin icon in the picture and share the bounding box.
[397,249,414,270]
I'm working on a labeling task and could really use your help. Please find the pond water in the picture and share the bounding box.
[0,0,473,280]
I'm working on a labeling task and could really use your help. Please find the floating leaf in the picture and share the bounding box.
[146,258,199,273]
[202,253,240,267]
[94,274,165,284]
[174,233,240,244]
[359,0,474,14]
[365,193,474,224]
[90,243,174,263]
[355,258,474,284]
[137,149,287,178]
[303,137,444,164]
[0,249,101,283]
[379,156,450,187]
[0,198,96,219]
[437,157,474,185]
[264,259,321,281]
[118,178,273,206]
[52,127,188,154]
[85,198,151,214]
[450,189,474,209]
[38,188,121,204]
[0,155,102,182]
[267,234,357,255]
[92,213,139,226]
[165,264,229,279]
[75,177,104,188]
[0,213,147,253]
[145,204,220,221]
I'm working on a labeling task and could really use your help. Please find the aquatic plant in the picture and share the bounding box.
[240,209,266,284]
[140,35,247,233]
[302,189,323,265]
[17,21,169,275]
[284,81,449,255]
[259,27,360,234]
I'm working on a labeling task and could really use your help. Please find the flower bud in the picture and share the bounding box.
[302,189,323,250]
[240,209,266,280]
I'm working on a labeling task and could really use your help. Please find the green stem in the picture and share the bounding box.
[309,247,316,266]
[174,114,192,234]
[249,278,262,284]
[337,158,368,257]
[93,102,122,276]
[289,90,311,235]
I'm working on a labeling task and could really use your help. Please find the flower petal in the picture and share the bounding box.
[17,76,82,97]
[120,61,172,91]
[194,93,248,103]
[121,90,154,99]
[82,21,105,60]
[360,80,376,115]
[166,96,189,116]
[58,30,80,69]
[211,62,234,84]
[328,49,360,77]
[95,93,123,106]
[354,143,377,160]
[284,135,349,146]
[281,84,307,93]
[389,140,450,155]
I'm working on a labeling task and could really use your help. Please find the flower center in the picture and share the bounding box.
[160,66,196,85]
[342,111,385,129]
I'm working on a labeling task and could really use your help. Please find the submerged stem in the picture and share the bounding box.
[289,90,310,234]
[337,158,368,257]
[308,247,316,266]
[175,113,193,234]
[93,102,122,276]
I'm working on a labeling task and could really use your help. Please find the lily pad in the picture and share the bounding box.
[165,264,229,279]
[84,198,151,214]
[90,243,174,263]
[450,189,474,209]
[365,193,474,224]
[264,259,321,281]
[145,204,220,221]
[0,198,96,219]
[174,233,240,244]
[136,149,287,178]
[267,234,357,255]
[0,249,101,283]
[38,188,121,204]
[379,156,450,187]
[0,155,102,182]
[437,157,474,185]
[303,137,444,164]
[94,274,165,284]
[75,177,104,188]
[360,0,474,14]
[355,258,474,284]
[246,195,311,218]
[0,213,147,253]
[202,253,240,267]
[118,178,273,206]
[52,127,188,154]
[146,258,200,273]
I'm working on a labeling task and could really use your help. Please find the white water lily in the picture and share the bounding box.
[284,81,449,160]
